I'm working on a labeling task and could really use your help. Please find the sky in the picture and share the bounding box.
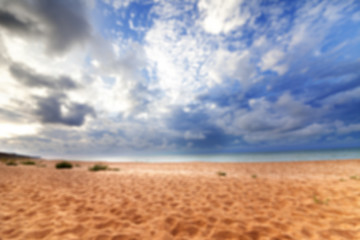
[0,0,360,159]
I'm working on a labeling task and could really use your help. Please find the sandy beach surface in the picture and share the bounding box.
[1,159,360,240]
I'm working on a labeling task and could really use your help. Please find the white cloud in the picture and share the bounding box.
[259,49,287,75]
[0,0,359,156]
[0,123,40,138]
[204,48,256,86]
[85,35,152,116]
[291,123,330,138]
[287,0,353,51]
[321,86,360,106]
[253,35,266,48]
[150,0,195,19]
[289,24,308,49]
[128,19,147,32]
[144,3,257,107]
[144,18,212,105]
[336,122,360,134]
[2,31,87,81]
[198,0,249,34]
[103,0,134,9]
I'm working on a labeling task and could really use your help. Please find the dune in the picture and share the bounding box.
[1,159,360,240]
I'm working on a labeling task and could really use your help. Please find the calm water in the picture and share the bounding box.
[104,148,360,163]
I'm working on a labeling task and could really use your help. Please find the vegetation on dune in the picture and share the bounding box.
[55,161,73,169]
[6,161,18,166]
[20,160,36,165]
[0,152,42,168]
[252,174,257,179]
[0,152,38,160]
[313,195,329,205]
[89,164,108,171]
[350,175,360,180]
[217,171,227,177]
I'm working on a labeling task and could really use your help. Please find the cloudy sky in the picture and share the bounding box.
[0,0,359,158]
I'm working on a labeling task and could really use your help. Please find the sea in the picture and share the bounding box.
[98,148,360,163]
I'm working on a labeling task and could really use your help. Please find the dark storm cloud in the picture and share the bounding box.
[33,0,91,54]
[0,0,91,54]
[168,107,208,132]
[34,95,95,126]
[8,62,94,127]
[9,63,78,90]
[167,106,230,149]
[261,52,360,104]
[0,9,33,33]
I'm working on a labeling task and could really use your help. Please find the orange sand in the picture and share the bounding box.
[1,159,360,240]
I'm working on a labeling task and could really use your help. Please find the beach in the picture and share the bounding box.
[1,159,360,240]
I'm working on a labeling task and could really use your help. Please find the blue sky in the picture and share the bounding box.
[0,0,359,158]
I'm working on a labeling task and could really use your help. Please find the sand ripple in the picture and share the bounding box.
[1,160,360,239]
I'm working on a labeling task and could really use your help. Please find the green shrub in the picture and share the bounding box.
[252,174,257,179]
[55,161,73,169]
[6,161,17,166]
[21,160,36,165]
[89,164,108,171]
[217,171,227,177]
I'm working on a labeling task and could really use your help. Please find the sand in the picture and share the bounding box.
[1,159,360,240]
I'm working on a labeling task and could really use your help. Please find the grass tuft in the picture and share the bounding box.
[252,174,257,179]
[20,160,36,165]
[89,164,108,172]
[55,161,73,169]
[313,195,329,205]
[217,171,227,177]
[109,168,120,171]
[6,161,17,166]
[350,175,359,180]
